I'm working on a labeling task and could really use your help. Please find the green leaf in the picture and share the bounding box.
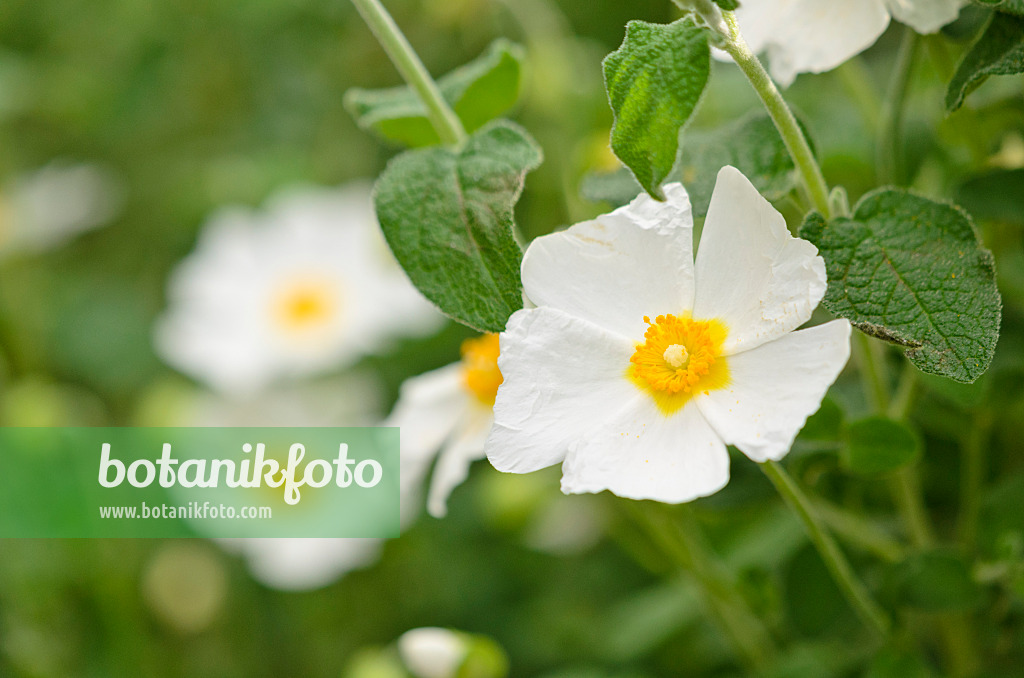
[374,120,542,332]
[887,551,981,612]
[971,0,1024,15]
[603,18,710,200]
[946,13,1024,111]
[799,190,1002,383]
[579,167,642,208]
[672,112,807,216]
[345,39,524,147]
[712,0,741,9]
[955,167,1024,224]
[841,416,921,475]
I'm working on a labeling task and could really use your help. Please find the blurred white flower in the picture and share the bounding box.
[0,161,123,256]
[155,182,443,394]
[398,628,469,678]
[487,167,850,503]
[217,537,383,592]
[722,0,963,87]
[140,371,391,592]
[387,333,501,518]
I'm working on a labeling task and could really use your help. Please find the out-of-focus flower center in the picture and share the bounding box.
[630,314,730,414]
[273,279,340,334]
[461,333,503,406]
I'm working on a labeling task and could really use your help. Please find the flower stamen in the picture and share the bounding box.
[629,314,730,414]
[461,333,503,406]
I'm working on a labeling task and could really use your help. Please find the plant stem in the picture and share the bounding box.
[812,497,906,563]
[350,0,467,146]
[891,467,935,547]
[876,28,917,185]
[854,332,891,414]
[719,11,831,217]
[959,411,993,551]
[625,501,776,673]
[761,461,892,637]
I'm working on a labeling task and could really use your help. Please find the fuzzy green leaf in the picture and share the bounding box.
[672,112,806,216]
[971,0,1024,16]
[842,417,921,476]
[374,120,542,332]
[346,39,524,147]
[946,13,1024,111]
[799,190,1001,383]
[603,18,709,200]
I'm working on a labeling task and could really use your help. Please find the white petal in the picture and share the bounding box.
[486,307,637,474]
[561,400,730,503]
[427,407,492,518]
[521,183,695,339]
[696,320,851,463]
[729,0,890,87]
[385,363,469,500]
[398,628,468,678]
[221,537,382,591]
[886,0,962,33]
[693,166,826,355]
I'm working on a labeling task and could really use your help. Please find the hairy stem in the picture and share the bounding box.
[762,461,892,637]
[625,501,776,673]
[350,0,467,146]
[876,28,918,185]
[719,11,831,217]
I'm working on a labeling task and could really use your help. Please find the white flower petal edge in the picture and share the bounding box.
[521,183,695,340]
[728,0,890,87]
[886,0,964,34]
[427,408,492,518]
[561,398,730,503]
[387,364,469,491]
[219,537,382,591]
[486,307,638,474]
[696,320,852,463]
[693,166,826,356]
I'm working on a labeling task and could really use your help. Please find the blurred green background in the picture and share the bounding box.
[1,0,1024,676]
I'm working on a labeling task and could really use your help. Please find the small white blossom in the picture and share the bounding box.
[155,182,443,394]
[387,334,501,518]
[0,161,123,257]
[487,167,851,503]
[722,0,964,87]
[398,628,469,678]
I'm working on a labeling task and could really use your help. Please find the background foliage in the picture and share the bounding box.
[1,0,1024,676]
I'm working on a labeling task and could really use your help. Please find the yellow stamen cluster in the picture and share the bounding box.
[461,333,503,406]
[629,314,730,413]
[274,281,338,333]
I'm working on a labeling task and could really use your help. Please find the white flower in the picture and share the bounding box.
[155,182,443,394]
[217,537,382,592]
[386,334,501,518]
[0,161,123,257]
[144,372,390,592]
[486,166,851,503]
[398,627,469,678]
[723,0,963,87]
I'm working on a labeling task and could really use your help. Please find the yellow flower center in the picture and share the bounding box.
[461,333,503,406]
[629,314,730,414]
[273,279,340,334]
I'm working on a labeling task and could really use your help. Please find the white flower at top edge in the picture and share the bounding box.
[486,166,851,504]
[386,334,501,519]
[719,0,964,87]
[155,182,443,394]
